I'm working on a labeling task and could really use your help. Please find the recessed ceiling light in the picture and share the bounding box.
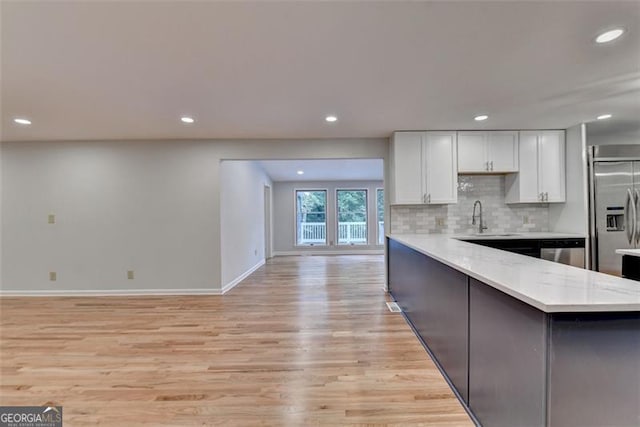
[297,170,304,175]
[474,115,488,121]
[596,28,624,44]
[325,115,338,123]
[181,116,195,123]
[597,114,612,120]
[13,118,32,125]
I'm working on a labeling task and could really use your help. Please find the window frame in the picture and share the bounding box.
[335,188,369,246]
[376,187,385,246]
[294,188,329,247]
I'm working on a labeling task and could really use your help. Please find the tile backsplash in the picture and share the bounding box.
[390,175,549,234]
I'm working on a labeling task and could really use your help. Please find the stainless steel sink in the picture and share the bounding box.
[480,233,521,237]
[462,233,522,238]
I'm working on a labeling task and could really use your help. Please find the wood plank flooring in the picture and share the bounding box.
[0,255,473,426]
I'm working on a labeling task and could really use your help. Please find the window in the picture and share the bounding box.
[377,188,384,245]
[296,190,327,246]
[337,189,368,245]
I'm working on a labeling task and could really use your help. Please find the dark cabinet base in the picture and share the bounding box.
[389,238,640,427]
[622,254,640,281]
[468,279,547,427]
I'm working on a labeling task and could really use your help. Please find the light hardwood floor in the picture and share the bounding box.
[0,255,473,426]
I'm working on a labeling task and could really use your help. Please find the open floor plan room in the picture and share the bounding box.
[2,1,639,425]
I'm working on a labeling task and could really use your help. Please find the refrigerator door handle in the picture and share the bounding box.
[625,188,636,245]
[635,189,640,246]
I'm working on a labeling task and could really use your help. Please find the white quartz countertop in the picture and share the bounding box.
[388,233,640,313]
[616,249,640,258]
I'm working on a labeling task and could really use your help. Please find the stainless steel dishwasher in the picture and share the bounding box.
[540,239,585,268]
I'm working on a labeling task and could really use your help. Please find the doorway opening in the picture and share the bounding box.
[264,185,272,259]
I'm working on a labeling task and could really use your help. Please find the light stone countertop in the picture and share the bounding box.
[457,231,586,240]
[616,249,640,258]
[389,233,640,313]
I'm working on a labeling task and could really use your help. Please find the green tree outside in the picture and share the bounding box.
[377,189,384,222]
[337,190,367,222]
[296,191,326,223]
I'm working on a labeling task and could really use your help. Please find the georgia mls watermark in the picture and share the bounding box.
[0,406,62,427]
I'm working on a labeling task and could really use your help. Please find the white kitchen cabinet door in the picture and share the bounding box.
[517,132,540,202]
[458,132,487,173]
[424,132,458,204]
[538,131,565,202]
[505,130,565,203]
[487,131,518,172]
[458,131,518,173]
[390,132,424,204]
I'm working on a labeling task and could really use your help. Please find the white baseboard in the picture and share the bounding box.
[0,260,267,298]
[221,259,265,294]
[0,288,224,297]
[273,250,384,256]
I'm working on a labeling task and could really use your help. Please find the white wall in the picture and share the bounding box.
[549,124,589,235]
[273,180,384,254]
[0,141,3,290]
[586,122,640,146]
[220,160,272,290]
[1,138,388,294]
[1,141,219,294]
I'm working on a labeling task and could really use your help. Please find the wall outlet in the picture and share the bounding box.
[49,272,57,281]
[48,214,56,224]
[435,217,446,227]
[523,215,530,225]
[127,270,135,280]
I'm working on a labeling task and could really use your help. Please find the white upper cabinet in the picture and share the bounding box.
[457,132,486,172]
[515,132,540,202]
[538,131,565,202]
[457,131,518,173]
[390,131,457,205]
[488,132,519,172]
[505,130,565,203]
[424,132,458,204]
[390,132,424,205]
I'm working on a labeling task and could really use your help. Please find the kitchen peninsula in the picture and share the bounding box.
[388,233,640,427]
[617,249,640,281]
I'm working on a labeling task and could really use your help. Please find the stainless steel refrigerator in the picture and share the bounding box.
[589,144,640,276]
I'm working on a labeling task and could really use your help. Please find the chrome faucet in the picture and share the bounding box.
[472,200,488,234]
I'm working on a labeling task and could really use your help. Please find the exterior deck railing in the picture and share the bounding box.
[298,221,384,245]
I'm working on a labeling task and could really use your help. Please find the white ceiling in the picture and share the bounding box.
[1,1,639,142]
[258,159,383,182]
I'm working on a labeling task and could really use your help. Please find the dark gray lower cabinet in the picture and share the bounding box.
[388,239,469,402]
[468,279,547,427]
[548,313,640,427]
[389,239,640,427]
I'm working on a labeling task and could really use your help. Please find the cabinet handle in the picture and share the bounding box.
[545,192,549,201]
[539,192,543,201]
[490,161,494,171]
[427,194,431,203]
[485,161,489,171]
[625,189,635,244]
[422,194,426,203]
